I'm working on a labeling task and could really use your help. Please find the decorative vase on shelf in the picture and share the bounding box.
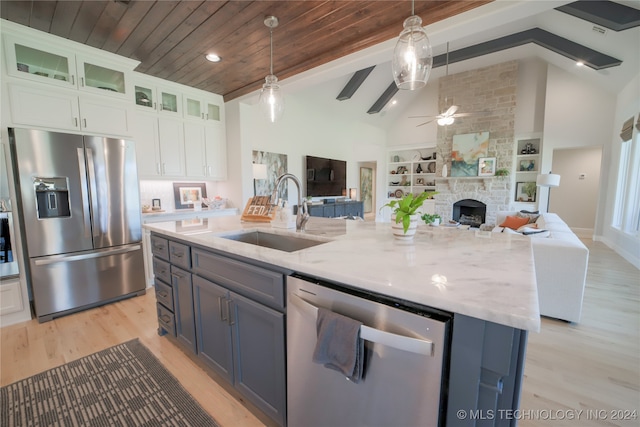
[391,214,419,240]
[442,164,448,178]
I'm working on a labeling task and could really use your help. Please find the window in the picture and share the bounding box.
[613,115,640,235]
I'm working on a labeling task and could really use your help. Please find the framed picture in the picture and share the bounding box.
[515,181,537,202]
[478,157,496,176]
[451,131,490,177]
[519,159,536,172]
[360,167,373,213]
[416,177,425,185]
[173,182,207,209]
[152,198,161,209]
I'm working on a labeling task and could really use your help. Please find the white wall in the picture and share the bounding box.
[541,64,616,215]
[550,146,602,236]
[224,91,388,213]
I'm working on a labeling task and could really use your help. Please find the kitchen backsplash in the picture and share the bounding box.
[139,180,224,211]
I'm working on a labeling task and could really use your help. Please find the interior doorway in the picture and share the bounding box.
[550,146,602,238]
[357,161,376,221]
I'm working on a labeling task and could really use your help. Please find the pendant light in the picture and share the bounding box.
[259,16,284,123]
[392,0,432,90]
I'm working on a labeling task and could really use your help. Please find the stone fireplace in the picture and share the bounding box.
[432,61,518,226]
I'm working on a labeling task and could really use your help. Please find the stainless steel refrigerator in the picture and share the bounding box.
[9,128,145,322]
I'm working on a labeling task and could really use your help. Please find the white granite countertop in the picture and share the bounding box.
[144,215,540,332]
[141,208,238,221]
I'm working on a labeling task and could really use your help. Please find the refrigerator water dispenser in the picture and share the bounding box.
[34,177,71,219]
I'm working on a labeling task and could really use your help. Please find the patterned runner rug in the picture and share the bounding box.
[1,338,220,427]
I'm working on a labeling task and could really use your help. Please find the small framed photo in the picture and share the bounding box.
[416,177,425,185]
[152,198,161,209]
[173,182,207,209]
[515,181,537,202]
[478,157,496,176]
[519,159,537,172]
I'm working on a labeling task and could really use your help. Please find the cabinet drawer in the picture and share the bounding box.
[153,257,171,284]
[155,279,173,311]
[150,235,169,260]
[192,249,285,310]
[157,303,176,336]
[169,241,191,269]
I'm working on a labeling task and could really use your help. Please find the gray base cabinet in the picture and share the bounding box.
[152,233,288,427]
[302,200,364,218]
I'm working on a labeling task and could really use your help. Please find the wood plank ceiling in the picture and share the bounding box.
[0,0,492,102]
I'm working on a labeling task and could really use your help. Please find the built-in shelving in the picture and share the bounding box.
[387,147,437,199]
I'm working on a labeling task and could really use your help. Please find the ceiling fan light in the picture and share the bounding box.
[259,74,284,123]
[392,15,432,90]
[437,116,454,126]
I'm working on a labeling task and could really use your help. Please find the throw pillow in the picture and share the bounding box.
[499,215,530,230]
[516,211,540,224]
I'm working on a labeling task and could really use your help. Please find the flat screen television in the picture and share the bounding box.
[306,155,347,197]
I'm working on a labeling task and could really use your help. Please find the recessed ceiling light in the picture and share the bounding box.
[205,53,221,63]
[576,61,585,67]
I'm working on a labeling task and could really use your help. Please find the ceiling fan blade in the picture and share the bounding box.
[443,105,458,116]
[416,119,436,127]
[451,111,491,118]
[408,115,439,119]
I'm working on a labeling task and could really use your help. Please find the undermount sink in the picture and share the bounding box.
[219,230,329,253]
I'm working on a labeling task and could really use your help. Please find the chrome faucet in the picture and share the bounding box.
[271,173,310,232]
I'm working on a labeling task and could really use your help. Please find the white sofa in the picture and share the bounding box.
[494,211,589,323]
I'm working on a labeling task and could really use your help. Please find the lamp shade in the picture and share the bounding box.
[536,173,561,187]
[252,163,268,180]
[392,15,432,90]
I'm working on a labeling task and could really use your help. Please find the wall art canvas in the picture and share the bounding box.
[252,150,288,199]
[451,132,490,177]
[360,167,373,213]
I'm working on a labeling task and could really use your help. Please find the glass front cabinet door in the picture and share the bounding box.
[5,39,76,89]
[77,58,127,98]
[134,84,180,115]
[184,95,221,122]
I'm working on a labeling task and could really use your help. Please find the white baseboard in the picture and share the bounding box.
[571,227,594,239]
[595,235,640,270]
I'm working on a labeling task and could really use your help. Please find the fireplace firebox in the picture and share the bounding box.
[453,199,486,228]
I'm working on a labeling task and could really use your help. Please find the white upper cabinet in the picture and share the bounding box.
[183,91,222,122]
[184,120,227,180]
[4,33,134,100]
[133,75,181,116]
[8,83,131,136]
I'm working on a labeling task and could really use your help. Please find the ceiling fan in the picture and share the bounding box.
[409,43,489,127]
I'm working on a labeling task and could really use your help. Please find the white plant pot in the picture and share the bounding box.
[391,214,419,240]
[431,218,440,226]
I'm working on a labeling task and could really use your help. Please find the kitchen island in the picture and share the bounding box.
[145,215,540,427]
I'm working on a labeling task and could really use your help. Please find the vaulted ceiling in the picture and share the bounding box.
[0,0,492,101]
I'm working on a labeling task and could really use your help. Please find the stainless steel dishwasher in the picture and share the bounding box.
[287,274,452,427]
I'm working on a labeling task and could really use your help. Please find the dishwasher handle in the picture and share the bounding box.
[290,293,434,356]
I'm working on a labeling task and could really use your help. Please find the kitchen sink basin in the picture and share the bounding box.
[219,230,329,252]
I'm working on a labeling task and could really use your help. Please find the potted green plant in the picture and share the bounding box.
[421,213,441,226]
[495,168,510,177]
[381,191,437,239]
[523,182,537,201]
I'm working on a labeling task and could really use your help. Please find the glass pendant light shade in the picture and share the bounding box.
[260,16,284,123]
[392,15,432,90]
[259,74,284,123]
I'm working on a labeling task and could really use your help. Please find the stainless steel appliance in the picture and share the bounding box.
[9,128,145,322]
[287,275,451,427]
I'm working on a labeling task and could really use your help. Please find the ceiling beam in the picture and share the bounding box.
[367,26,623,114]
[555,0,640,32]
[367,82,399,114]
[336,66,376,101]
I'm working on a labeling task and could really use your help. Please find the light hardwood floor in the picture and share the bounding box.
[1,239,638,427]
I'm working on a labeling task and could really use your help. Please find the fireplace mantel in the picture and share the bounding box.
[435,176,502,192]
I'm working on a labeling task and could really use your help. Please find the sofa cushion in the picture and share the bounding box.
[516,211,540,223]
[499,215,530,230]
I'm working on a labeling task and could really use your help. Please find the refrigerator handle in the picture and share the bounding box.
[33,244,142,265]
[77,148,92,238]
[85,148,100,237]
